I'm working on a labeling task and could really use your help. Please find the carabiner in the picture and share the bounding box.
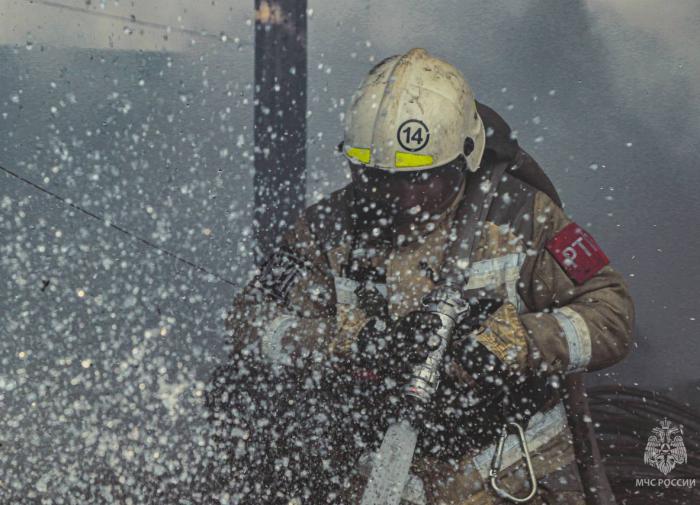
[488,422,537,503]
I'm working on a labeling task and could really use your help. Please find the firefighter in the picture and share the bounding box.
[216,48,634,504]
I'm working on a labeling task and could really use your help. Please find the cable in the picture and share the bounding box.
[24,0,253,46]
[0,162,239,288]
[588,386,700,505]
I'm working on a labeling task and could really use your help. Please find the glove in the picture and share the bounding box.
[353,293,506,386]
[391,310,444,378]
[452,301,530,379]
[374,291,496,382]
[253,246,335,317]
[352,309,446,387]
[339,279,392,380]
[449,301,548,426]
[349,284,444,386]
[354,279,389,321]
[447,298,509,395]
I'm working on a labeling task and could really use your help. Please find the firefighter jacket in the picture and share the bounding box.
[223,106,634,505]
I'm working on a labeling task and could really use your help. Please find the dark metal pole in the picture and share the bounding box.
[253,0,307,261]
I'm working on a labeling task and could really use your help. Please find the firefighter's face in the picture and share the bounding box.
[350,159,466,230]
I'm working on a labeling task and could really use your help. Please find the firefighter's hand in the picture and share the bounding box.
[449,301,530,390]
[392,311,444,368]
[348,316,392,380]
[252,246,335,317]
[346,281,392,380]
[348,311,442,385]
[354,281,389,321]
[362,310,445,385]
[451,329,509,381]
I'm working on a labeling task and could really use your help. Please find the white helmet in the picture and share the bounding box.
[342,48,485,173]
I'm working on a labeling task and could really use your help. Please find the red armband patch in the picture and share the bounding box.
[545,222,610,284]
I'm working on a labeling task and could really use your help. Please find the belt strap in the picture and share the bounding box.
[470,401,569,480]
[440,160,510,287]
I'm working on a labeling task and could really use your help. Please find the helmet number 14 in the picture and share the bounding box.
[398,119,430,152]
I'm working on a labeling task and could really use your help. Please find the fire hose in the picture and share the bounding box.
[359,285,537,505]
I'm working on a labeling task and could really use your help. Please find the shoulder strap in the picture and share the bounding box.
[509,149,562,207]
[477,101,562,207]
[440,160,510,287]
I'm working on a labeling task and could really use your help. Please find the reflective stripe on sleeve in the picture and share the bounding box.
[552,306,592,372]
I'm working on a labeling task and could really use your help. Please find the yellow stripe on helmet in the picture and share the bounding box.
[345,146,371,164]
[395,151,434,169]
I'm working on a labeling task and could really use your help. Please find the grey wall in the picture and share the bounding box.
[1,0,699,499]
